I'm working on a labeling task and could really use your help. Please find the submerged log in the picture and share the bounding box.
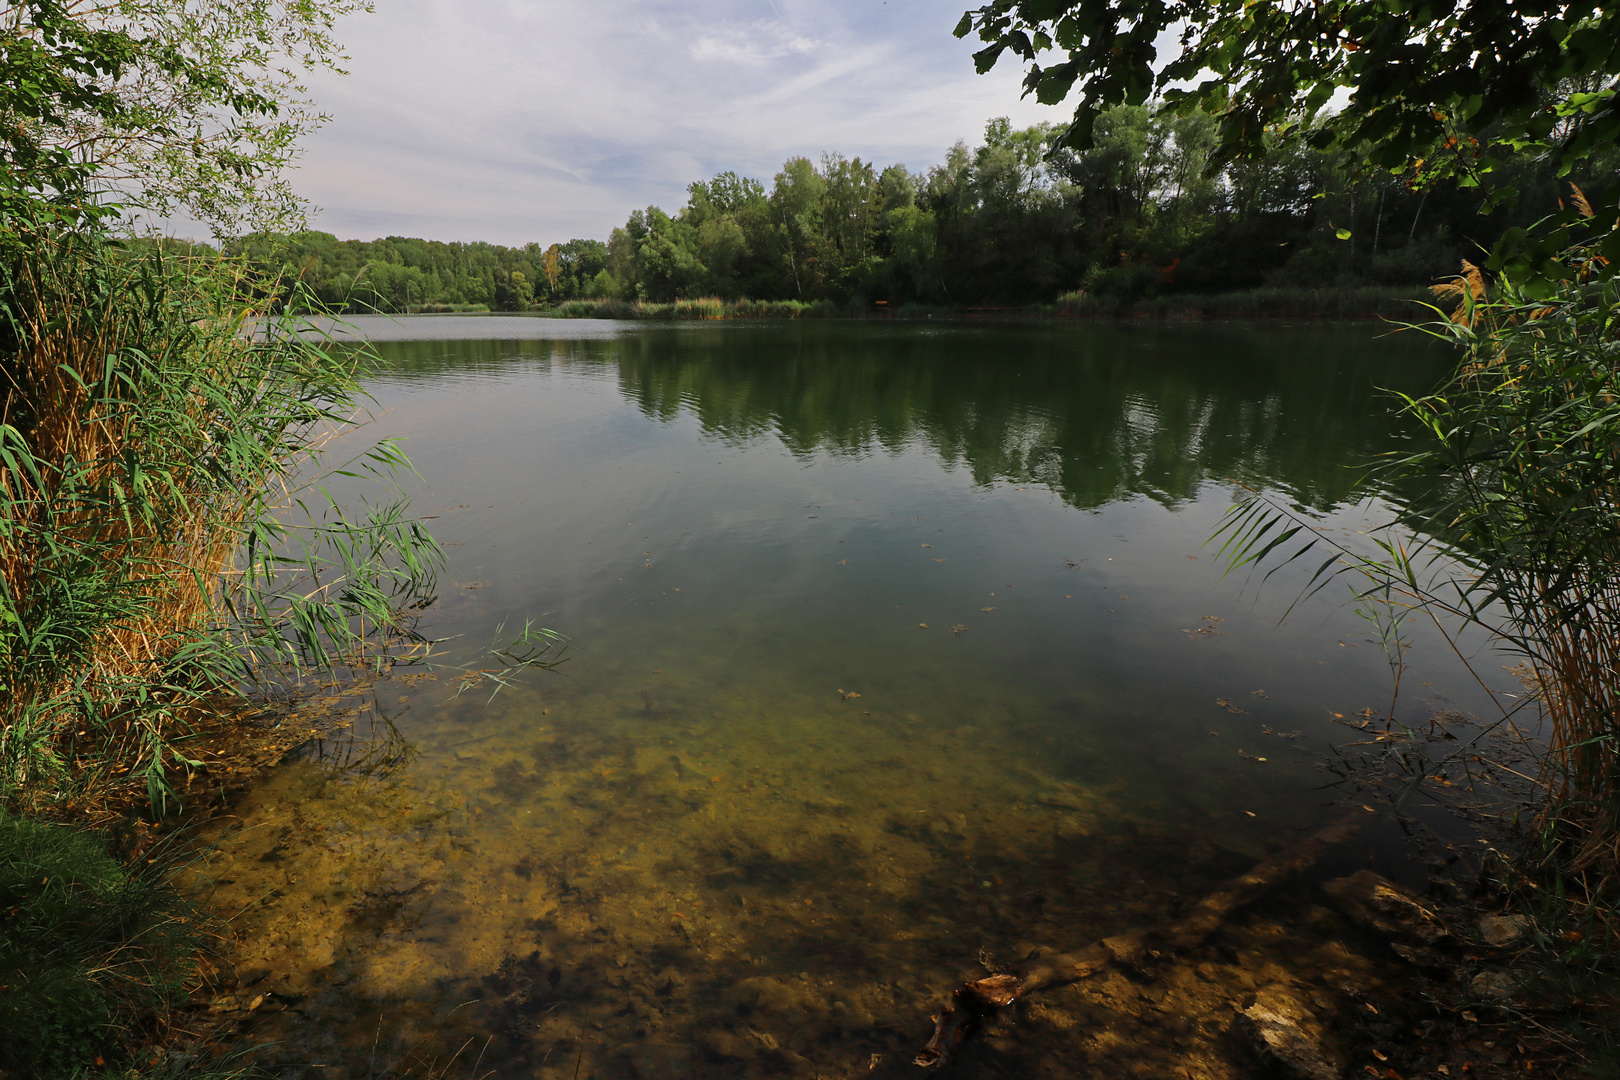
[913,815,1363,1069]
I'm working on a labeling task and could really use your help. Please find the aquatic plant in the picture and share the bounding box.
[0,235,444,813]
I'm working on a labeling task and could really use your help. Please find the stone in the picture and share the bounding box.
[1476,914,1525,947]
[1322,870,1451,948]
[1470,971,1516,998]
[1236,983,1346,1080]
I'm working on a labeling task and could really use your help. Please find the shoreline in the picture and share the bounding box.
[343,285,1438,324]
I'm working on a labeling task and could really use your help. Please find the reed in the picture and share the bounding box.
[0,234,442,813]
[670,296,727,319]
[1214,194,1620,875]
[1410,261,1620,871]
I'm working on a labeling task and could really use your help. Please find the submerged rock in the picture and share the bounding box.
[1476,914,1525,947]
[1236,983,1346,1080]
[1322,870,1451,948]
[1470,970,1517,998]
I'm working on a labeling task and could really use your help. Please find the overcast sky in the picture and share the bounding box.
[288,0,1064,246]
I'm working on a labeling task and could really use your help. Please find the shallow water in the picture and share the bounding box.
[198,319,1488,1077]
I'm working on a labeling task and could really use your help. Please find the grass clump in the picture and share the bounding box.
[0,811,203,1078]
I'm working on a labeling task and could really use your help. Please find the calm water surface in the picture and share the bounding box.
[203,318,1485,1078]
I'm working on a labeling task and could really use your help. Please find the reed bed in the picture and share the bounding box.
[551,296,838,320]
[0,236,441,813]
[1055,284,1433,319]
[1416,267,1620,873]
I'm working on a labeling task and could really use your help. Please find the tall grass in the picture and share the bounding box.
[1400,258,1620,869]
[0,234,442,813]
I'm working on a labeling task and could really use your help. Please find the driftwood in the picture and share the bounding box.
[913,815,1363,1069]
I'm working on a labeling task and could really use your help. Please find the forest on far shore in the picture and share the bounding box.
[227,105,1612,314]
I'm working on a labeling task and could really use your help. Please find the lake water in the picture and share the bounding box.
[200,317,1487,1079]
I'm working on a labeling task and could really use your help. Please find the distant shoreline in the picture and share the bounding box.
[364,284,1438,323]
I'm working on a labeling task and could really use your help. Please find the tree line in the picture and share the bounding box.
[232,106,1602,314]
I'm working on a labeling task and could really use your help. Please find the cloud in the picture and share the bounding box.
[281,0,1064,245]
[689,24,818,65]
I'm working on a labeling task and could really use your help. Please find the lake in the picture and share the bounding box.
[200,317,1486,1079]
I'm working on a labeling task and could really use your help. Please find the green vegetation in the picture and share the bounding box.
[226,231,599,314]
[956,0,1617,192]
[0,0,369,236]
[1,238,442,814]
[0,811,203,1077]
[552,296,841,319]
[2,0,445,1067]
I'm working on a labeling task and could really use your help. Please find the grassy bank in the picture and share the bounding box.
[549,296,841,319]
[1,812,210,1077]
[0,228,446,1065]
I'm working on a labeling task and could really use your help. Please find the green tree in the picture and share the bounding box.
[1,0,371,236]
[955,0,1619,190]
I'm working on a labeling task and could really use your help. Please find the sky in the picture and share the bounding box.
[288,0,1066,246]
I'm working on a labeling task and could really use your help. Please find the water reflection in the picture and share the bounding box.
[373,320,1446,512]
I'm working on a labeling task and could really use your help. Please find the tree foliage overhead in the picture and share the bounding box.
[956,0,1619,189]
[1,0,371,235]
